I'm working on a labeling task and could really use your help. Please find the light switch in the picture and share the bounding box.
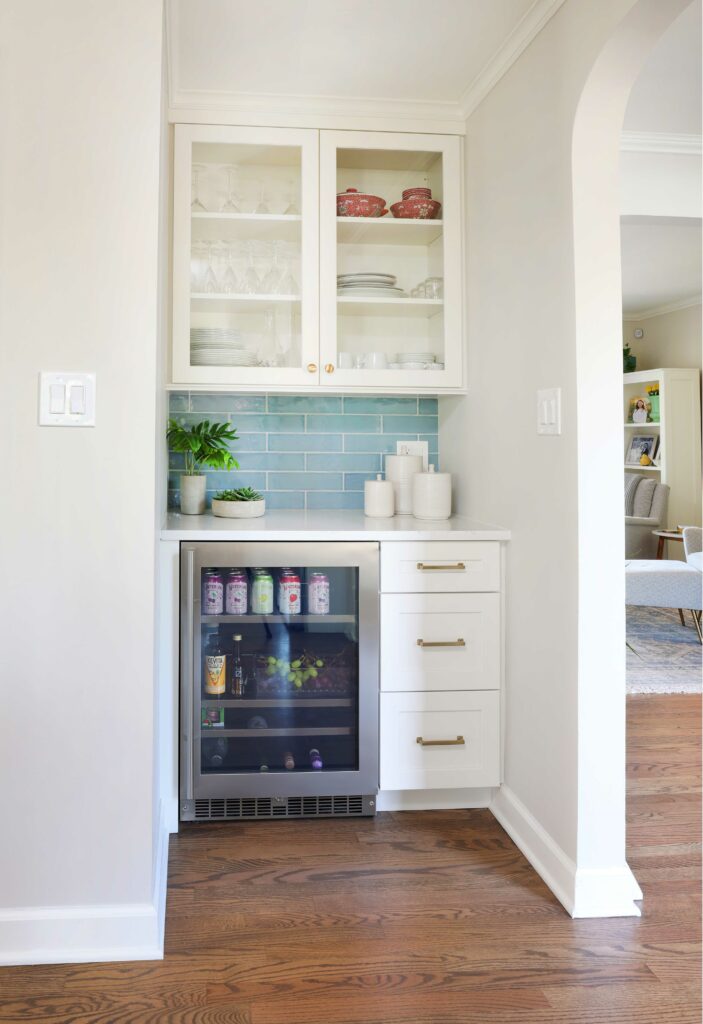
[49,383,65,414]
[537,388,562,435]
[69,384,85,414]
[39,373,96,426]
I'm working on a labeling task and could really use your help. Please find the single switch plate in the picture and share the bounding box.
[537,387,561,435]
[39,372,96,426]
[396,439,429,469]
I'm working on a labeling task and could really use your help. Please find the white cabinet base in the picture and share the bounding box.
[376,787,494,812]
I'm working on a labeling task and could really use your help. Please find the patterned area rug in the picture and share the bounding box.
[627,605,702,694]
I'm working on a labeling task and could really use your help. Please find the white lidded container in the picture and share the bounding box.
[412,464,452,520]
[385,453,423,515]
[364,474,395,518]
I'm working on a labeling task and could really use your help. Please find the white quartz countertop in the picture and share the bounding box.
[161,510,510,542]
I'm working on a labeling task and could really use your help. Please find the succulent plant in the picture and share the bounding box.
[213,487,264,502]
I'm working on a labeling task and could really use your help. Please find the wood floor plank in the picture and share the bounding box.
[0,694,699,1024]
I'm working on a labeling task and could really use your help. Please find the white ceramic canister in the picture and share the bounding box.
[385,454,423,515]
[412,464,452,520]
[364,474,395,518]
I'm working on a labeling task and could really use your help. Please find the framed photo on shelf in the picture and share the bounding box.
[628,397,653,424]
[626,435,658,465]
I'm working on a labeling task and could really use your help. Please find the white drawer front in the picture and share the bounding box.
[381,541,500,593]
[380,690,500,790]
[381,593,500,691]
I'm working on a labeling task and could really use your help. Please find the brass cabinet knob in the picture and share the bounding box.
[324,364,335,374]
[307,363,317,374]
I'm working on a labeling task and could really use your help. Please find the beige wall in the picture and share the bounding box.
[0,0,163,953]
[623,303,703,370]
[441,0,688,916]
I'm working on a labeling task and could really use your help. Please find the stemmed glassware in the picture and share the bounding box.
[283,181,300,216]
[221,244,240,294]
[241,241,260,294]
[202,243,219,293]
[221,165,240,214]
[254,182,271,215]
[191,165,207,212]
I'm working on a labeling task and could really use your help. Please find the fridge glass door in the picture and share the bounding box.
[182,542,378,799]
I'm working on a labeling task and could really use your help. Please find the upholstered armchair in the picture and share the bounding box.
[624,473,670,559]
[683,527,702,572]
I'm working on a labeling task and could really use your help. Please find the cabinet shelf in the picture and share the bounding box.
[624,422,660,428]
[191,293,300,314]
[336,217,443,245]
[200,614,355,624]
[337,297,443,318]
[623,464,661,472]
[201,698,353,708]
[192,212,302,243]
[201,726,354,738]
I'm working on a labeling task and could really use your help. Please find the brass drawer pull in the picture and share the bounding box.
[417,735,465,747]
[417,638,466,648]
[416,562,466,571]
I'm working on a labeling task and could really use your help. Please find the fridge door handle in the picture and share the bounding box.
[184,548,195,800]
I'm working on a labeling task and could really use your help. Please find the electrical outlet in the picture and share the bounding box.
[396,440,429,469]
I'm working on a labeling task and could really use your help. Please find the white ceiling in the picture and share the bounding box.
[621,218,701,316]
[169,0,550,113]
[623,0,702,136]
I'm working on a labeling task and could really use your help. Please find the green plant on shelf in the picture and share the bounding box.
[166,418,239,476]
[213,486,264,502]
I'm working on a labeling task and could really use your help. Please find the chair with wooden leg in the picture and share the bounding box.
[625,559,703,644]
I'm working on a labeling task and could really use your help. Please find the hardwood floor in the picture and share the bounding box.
[0,694,700,1023]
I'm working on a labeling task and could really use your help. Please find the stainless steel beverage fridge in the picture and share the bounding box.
[180,542,379,821]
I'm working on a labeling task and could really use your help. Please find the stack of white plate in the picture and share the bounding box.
[389,351,444,370]
[337,272,407,299]
[190,327,258,367]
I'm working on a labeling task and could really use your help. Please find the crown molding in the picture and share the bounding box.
[458,0,568,118]
[168,90,466,133]
[623,294,702,322]
[620,131,703,155]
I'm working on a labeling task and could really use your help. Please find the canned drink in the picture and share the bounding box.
[251,569,274,614]
[278,571,301,614]
[202,570,224,615]
[308,573,330,615]
[225,570,248,614]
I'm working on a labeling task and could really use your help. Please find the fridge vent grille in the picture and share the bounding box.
[193,795,368,820]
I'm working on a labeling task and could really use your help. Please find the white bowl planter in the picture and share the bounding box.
[212,498,266,519]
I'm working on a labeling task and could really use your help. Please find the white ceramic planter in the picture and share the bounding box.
[212,498,266,519]
[180,474,206,515]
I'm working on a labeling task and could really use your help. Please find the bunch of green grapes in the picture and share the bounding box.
[265,654,325,689]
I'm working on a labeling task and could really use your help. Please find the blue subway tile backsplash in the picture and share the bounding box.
[168,393,439,511]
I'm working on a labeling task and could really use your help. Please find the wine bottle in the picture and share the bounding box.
[230,633,246,697]
[202,737,228,768]
[309,747,323,770]
[283,751,295,770]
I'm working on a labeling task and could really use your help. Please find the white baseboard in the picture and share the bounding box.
[376,787,492,812]
[490,785,641,918]
[0,806,170,967]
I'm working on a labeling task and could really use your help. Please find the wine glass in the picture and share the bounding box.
[221,244,240,294]
[254,182,271,215]
[221,165,240,214]
[260,241,283,294]
[283,180,300,216]
[202,243,219,294]
[191,164,207,212]
[241,241,260,294]
[277,246,299,296]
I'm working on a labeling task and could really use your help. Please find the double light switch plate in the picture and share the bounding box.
[39,372,96,427]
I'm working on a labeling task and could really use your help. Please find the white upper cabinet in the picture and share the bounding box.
[172,124,320,388]
[172,125,464,392]
[320,131,463,390]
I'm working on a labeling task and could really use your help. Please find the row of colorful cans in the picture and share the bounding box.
[202,568,330,616]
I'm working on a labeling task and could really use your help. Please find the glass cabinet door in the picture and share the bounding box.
[172,124,319,387]
[319,130,463,390]
[181,542,379,806]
